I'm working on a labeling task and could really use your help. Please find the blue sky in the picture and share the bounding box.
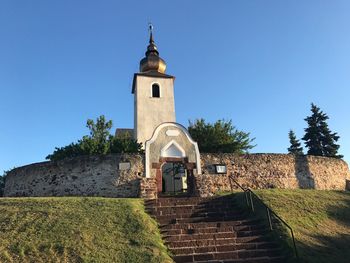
[1,1,349,173]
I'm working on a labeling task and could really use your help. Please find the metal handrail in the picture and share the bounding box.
[228,175,298,258]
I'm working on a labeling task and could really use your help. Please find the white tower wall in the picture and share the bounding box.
[134,75,175,146]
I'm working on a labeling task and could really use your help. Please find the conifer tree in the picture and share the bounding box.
[302,103,342,158]
[287,130,303,155]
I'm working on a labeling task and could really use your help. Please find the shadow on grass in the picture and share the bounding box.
[296,191,350,263]
[231,191,350,262]
[296,233,350,263]
[231,193,298,262]
[327,191,350,227]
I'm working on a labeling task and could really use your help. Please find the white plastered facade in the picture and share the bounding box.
[133,75,175,146]
[145,122,202,178]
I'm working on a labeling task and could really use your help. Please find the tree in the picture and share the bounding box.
[287,130,303,155]
[83,115,113,155]
[110,132,143,154]
[46,115,143,161]
[46,142,84,161]
[302,103,342,158]
[188,119,255,153]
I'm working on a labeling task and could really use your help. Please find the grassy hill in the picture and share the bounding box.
[1,191,349,263]
[251,189,350,263]
[0,197,172,263]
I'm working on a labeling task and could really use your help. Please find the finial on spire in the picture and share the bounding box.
[148,23,154,44]
[139,23,166,73]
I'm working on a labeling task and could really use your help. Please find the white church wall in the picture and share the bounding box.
[134,75,175,146]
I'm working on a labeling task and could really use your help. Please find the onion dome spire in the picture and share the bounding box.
[140,24,167,73]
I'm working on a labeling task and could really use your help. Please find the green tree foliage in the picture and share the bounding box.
[46,142,85,161]
[302,103,342,158]
[110,132,143,154]
[188,119,255,153]
[287,130,303,155]
[82,116,113,154]
[46,115,143,161]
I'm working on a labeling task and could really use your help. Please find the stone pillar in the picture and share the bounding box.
[140,177,158,199]
[346,180,350,191]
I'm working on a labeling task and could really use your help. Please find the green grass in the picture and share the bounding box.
[234,189,350,263]
[0,197,172,263]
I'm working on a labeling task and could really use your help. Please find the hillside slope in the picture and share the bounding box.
[0,197,172,263]
[254,189,350,263]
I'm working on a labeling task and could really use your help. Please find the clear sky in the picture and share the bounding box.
[1,1,349,173]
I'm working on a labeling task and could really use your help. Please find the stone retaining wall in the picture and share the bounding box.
[4,154,144,197]
[4,153,350,197]
[196,153,350,196]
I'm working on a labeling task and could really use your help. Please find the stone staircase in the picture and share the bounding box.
[145,196,287,263]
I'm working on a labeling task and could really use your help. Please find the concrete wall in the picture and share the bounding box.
[4,154,144,197]
[196,153,350,196]
[4,153,350,197]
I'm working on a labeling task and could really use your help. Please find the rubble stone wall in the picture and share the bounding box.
[4,153,349,197]
[196,153,350,196]
[4,154,144,197]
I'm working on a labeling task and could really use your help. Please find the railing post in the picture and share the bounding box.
[228,175,233,192]
[266,208,273,230]
[290,229,298,258]
[244,191,249,207]
[249,191,254,212]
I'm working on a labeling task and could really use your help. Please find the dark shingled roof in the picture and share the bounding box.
[115,128,134,138]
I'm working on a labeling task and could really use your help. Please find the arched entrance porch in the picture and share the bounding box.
[144,122,201,198]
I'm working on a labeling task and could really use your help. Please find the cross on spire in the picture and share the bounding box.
[148,23,154,44]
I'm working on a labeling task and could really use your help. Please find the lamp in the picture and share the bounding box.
[214,164,227,174]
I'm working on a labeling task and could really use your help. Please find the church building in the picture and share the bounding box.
[4,27,348,199]
[132,27,201,196]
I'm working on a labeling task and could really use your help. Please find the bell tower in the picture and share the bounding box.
[132,26,176,146]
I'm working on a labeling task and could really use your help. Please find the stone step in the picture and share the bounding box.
[171,242,279,256]
[146,205,241,215]
[153,211,244,220]
[145,197,236,207]
[144,197,238,206]
[147,204,236,210]
[157,215,247,225]
[166,235,269,248]
[159,219,261,230]
[161,224,265,235]
[190,255,286,263]
[163,229,269,242]
[146,196,287,263]
[172,248,284,262]
[164,231,237,242]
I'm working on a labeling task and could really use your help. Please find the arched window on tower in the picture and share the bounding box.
[152,83,160,98]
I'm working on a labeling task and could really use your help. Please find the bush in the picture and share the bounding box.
[188,119,255,153]
[46,116,143,161]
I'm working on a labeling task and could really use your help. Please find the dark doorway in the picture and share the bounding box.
[161,162,188,195]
